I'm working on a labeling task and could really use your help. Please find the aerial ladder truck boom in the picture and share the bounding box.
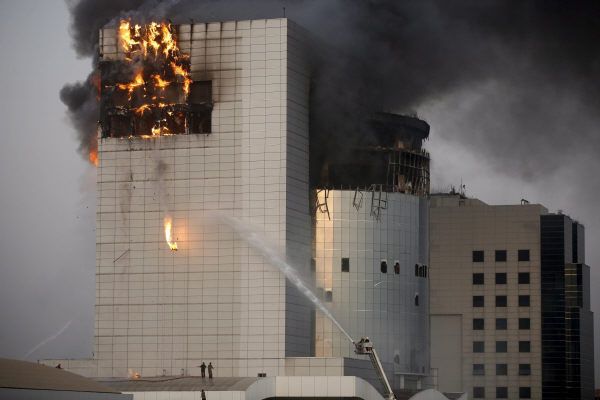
[354,337,396,400]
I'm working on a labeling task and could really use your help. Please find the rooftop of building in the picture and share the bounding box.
[99,376,259,392]
[0,358,121,394]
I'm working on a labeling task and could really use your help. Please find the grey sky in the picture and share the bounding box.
[0,0,598,387]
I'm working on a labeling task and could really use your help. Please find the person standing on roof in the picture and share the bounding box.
[201,389,207,400]
[200,362,206,378]
[208,362,214,379]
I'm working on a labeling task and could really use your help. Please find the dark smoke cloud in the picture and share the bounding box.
[61,0,600,184]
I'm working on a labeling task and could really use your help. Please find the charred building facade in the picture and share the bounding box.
[312,113,431,390]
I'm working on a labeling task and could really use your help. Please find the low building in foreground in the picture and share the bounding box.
[429,194,594,400]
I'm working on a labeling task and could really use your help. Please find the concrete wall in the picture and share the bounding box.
[429,195,546,399]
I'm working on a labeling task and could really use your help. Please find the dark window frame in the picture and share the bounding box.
[496,318,507,330]
[495,272,507,284]
[519,387,531,399]
[518,364,531,376]
[519,295,530,307]
[495,295,507,307]
[519,318,531,330]
[472,250,484,262]
[472,363,485,376]
[473,318,485,330]
[473,387,485,399]
[341,257,350,272]
[381,260,388,273]
[495,250,507,262]
[519,341,531,352]
[473,273,484,285]
[518,272,530,284]
[496,363,508,376]
[473,341,484,353]
[473,296,485,307]
[496,341,508,353]
[518,249,530,262]
[496,386,508,399]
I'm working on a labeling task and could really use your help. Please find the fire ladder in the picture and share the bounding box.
[354,338,396,400]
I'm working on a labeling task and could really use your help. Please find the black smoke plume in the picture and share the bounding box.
[62,0,600,184]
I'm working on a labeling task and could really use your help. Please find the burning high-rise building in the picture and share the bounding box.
[45,17,436,399]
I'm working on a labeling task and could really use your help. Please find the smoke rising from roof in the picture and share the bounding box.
[61,0,600,183]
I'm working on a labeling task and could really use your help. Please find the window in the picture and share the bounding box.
[394,261,400,275]
[414,263,419,276]
[496,341,507,353]
[519,364,531,376]
[473,296,485,307]
[381,260,388,273]
[473,364,485,376]
[473,318,485,330]
[414,294,419,306]
[325,289,333,302]
[519,295,530,307]
[518,249,530,261]
[496,295,507,307]
[473,387,485,399]
[472,250,484,262]
[519,318,531,330]
[189,81,213,134]
[496,387,508,399]
[495,250,507,262]
[473,273,484,285]
[519,341,531,352]
[473,341,484,353]
[495,272,507,284]
[496,318,507,330]
[341,258,350,272]
[518,272,530,284]
[496,363,507,376]
[519,387,531,399]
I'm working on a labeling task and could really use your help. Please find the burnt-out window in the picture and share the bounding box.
[473,273,484,285]
[496,295,507,307]
[472,250,484,262]
[519,318,531,330]
[495,272,507,284]
[473,318,484,330]
[189,81,212,134]
[518,249,530,261]
[495,250,507,262]
[341,258,350,272]
[496,318,507,330]
[473,296,485,307]
[394,261,400,274]
[381,260,388,273]
[518,272,530,284]
[414,263,419,276]
[519,295,530,307]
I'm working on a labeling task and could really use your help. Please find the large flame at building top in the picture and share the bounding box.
[100,19,192,139]
[164,216,178,251]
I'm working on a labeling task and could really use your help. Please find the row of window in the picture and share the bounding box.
[340,257,428,277]
[473,340,531,353]
[473,363,531,376]
[473,295,530,307]
[472,249,530,262]
[473,272,530,285]
[473,317,530,330]
[474,386,531,399]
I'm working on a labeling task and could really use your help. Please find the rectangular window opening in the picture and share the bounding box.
[495,250,507,262]
[519,318,531,330]
[519,295,530,307]
[495,295,507,307]
[495,272,507,284]
[472,250,484,262]
[473,318,484,330]
[341,257,350,272]
[518,272,530,284]
[496,363,507,376]
[189,81,213,134]
[473,296,485,307]
[472,273,484,285]
[472,364,485,376]
[496,318,507,330]
[518,249,530,262]
[496,341,507,353]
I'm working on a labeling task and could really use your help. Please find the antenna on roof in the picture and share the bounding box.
[283,7,286,17]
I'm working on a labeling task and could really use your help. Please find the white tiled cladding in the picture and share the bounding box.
[94,18,311,378]
[314,190,430,389]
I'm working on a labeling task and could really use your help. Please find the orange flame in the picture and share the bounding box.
[113,19,192,138]
[164,216,178,251]
[89,148,98,167]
